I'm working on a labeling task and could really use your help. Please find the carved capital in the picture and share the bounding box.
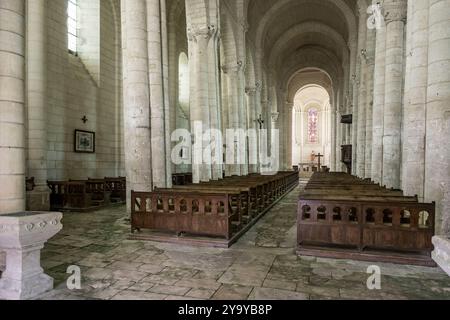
[383,0,407,24]
[271,112,280,122]
[187,24,216,42]
[245,87,257,95]
[221,61,243,74]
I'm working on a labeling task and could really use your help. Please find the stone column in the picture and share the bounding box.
[121,0,152,210]
[371,21,387,184]
[356,1,368,178]
[222,64,243,176]
[238,65,249,176]
[347,40,357,146]
[426,0,450,236]
[364,25,376,179]
[147,0,169,188]
[208,27,223,180]
[0,0,26,214]
[382,0,407,189]
[26,0,50,211]
[246,86,259,173]
[275,105,285,171]
[286,101,294,170]
[160,0,172,187]
[188,26,212,183]
[352,3,366,176]
[270,111,280,172]
[402,0,428,200]
[330,106,337,171]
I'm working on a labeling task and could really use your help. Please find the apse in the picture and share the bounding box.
[292,85,332,167]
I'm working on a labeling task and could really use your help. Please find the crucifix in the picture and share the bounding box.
[315,153,324,171]
[255,114,265,129]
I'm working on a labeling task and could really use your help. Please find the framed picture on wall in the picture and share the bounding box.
[74,130,95,153]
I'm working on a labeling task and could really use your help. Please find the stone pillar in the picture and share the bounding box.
[347,40,357,146]
[382,0,407,189]
[188,26,212,183]
[356,1,368,178]
[286,101,294,170]
[335,109,342,171]
[238,66,249,176]
[208,27,223,180]
[122,0,152,210]
[147,0,169,188]
[222,64,242,176]
[168,20,178,175]
[426,0,450,236]
[364,24,376,179]
[270,111,280,172]
[330,106,337,171]
[160,0,172,187]
[276,106,285,171]
[246,86,259,173]
[402,0,428,200]
[0,0,26,214]
[26,0,50,211]
[371,21,387,184]
[0,212,62,300]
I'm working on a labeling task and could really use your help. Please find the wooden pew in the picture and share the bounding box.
[297,172,436,266]
[65,181,93,210]
[87,178,112,206]
[47,181,67,210]
[132,191,236,239]
[131,172,299,247]
[105,177,126,203]
[48,177,126,211]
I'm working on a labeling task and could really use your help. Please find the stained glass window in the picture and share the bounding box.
[308,108,318,143]
[68,0,78,53]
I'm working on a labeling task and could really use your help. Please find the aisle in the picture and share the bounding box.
[37,180,450,300]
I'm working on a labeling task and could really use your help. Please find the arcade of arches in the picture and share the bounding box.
[0,0,450,300]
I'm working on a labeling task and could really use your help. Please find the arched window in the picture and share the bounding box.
[67,0,78,53]
[308,108,319,143]
[178,52,190,112]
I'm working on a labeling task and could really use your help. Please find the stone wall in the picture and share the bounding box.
[37,0,124,182]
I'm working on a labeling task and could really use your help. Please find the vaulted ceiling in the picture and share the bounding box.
[246,0,360,102]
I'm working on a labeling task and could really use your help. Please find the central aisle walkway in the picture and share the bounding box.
[38,180,450,300]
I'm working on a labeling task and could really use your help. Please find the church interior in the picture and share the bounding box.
[0,0,450,301]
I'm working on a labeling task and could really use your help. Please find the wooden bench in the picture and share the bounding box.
[105,177,126,203]
[297,172,436,266]
[131,172,299,247]
[87,178,112,206]
[47,181,67,210]
[65,181,93,210]
[132,191,236,239]
[48,177,126,211]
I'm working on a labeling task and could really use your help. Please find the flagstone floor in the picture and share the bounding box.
[37,182,450,300]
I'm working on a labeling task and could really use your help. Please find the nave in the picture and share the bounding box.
[36,180,450,300]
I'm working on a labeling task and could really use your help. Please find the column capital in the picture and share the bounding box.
[271,112,280,122]
[245,86,257,96]
[221,61,244,74]
[285,101,294,108]
[357,0,369,16]
[383,0,407,24]
[187,24,216,42]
